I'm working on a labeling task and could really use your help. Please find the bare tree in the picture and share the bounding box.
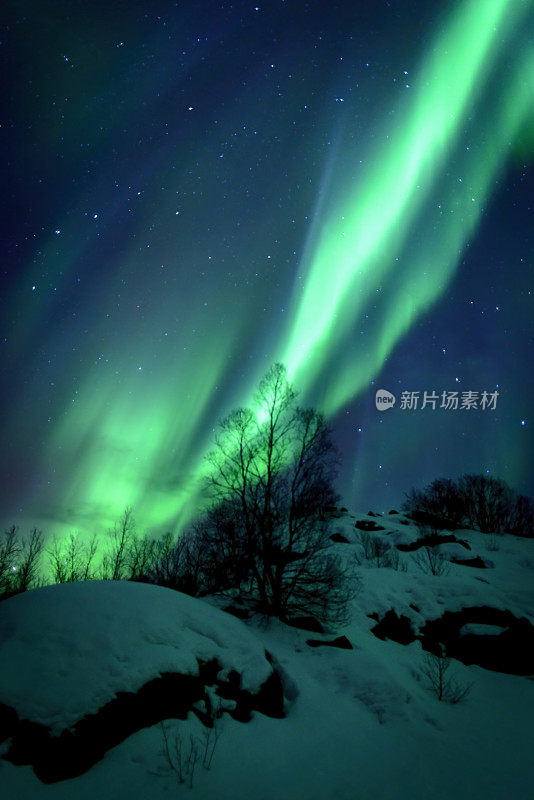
[12,528,43,593]
[458,474,513,534]
[202,363,355,623]
[48,533,98,583]
[404,473,534,537]
[506,494,534,538]
[102,507,135,580]
[137,529,208,596]
[126,533,156,582]
[0,526,21,597]
[403,477,466,529]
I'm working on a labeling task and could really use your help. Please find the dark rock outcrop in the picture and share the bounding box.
[370,610,417,645]
[1,656,286,784]
[330,533,350,543]
[370,606,534,675]
[355,520,385,532]
[282,615,325,633]
[450,556,487,569]
[420,607,534,675]
[306,636,353,650]
[396,533,471,552]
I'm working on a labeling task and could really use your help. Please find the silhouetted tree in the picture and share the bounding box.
[102,507,136,580]
[404,474,534,537]
[458,474,513,533]
[420,650,471,703]
[139,529,207,596]
[507,494,534,538]
[0,526,20,598]
[11,528,43,594]
[201,363,354,623]
[403,478,466,529]
[48,532,98,583]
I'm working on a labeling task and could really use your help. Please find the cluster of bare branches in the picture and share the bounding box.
[420,650,472,703]
[160,716,223,790]
[358,532,406,571]
[48,532,99,583]
[0,526,43,599]
[198,363,357,623]
[403,474,534,536]
[411,545,450,576]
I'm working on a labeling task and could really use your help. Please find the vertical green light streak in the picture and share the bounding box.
[17,0,532,538]
[281,0,532,414]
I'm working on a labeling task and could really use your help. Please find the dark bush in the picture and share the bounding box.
[403,474,533,537]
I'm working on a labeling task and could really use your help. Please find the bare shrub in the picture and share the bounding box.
[411,546,450,576]
[384,545,407,572]
[486,532,500,552]
[358,532,406,570]
[160,712,223,790]
[161,725,200,789]
[420,651,471,703]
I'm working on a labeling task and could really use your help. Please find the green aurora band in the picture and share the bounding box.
[281,0,533,409]
[16,0,533,539]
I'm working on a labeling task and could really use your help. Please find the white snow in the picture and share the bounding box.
[1,513,533,800]
[0,580,272,731]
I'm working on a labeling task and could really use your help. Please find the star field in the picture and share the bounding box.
[0,0,532,538]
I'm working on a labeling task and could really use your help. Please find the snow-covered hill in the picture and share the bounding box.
[1,511,533,799]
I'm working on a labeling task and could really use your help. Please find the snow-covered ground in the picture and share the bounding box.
[1,511,533,799]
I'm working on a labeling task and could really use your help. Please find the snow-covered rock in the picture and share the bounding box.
[0,580,275,732]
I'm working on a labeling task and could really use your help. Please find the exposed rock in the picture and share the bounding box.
[370,606,534,676]
[370,611,417,645]
[404,510,461,531]
[1,657,286,783]
[306,636,353,650]
[420,607,534,675]
[355,520,385,532]
[450,556,487,569]
[330,533,350,543]
[224,604,251,619]
[282,615,325,634]
[397,533,471,552]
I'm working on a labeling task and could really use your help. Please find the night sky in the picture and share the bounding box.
[1,0,532,541]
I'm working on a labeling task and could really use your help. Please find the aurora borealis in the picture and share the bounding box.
[1,0,532,540]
